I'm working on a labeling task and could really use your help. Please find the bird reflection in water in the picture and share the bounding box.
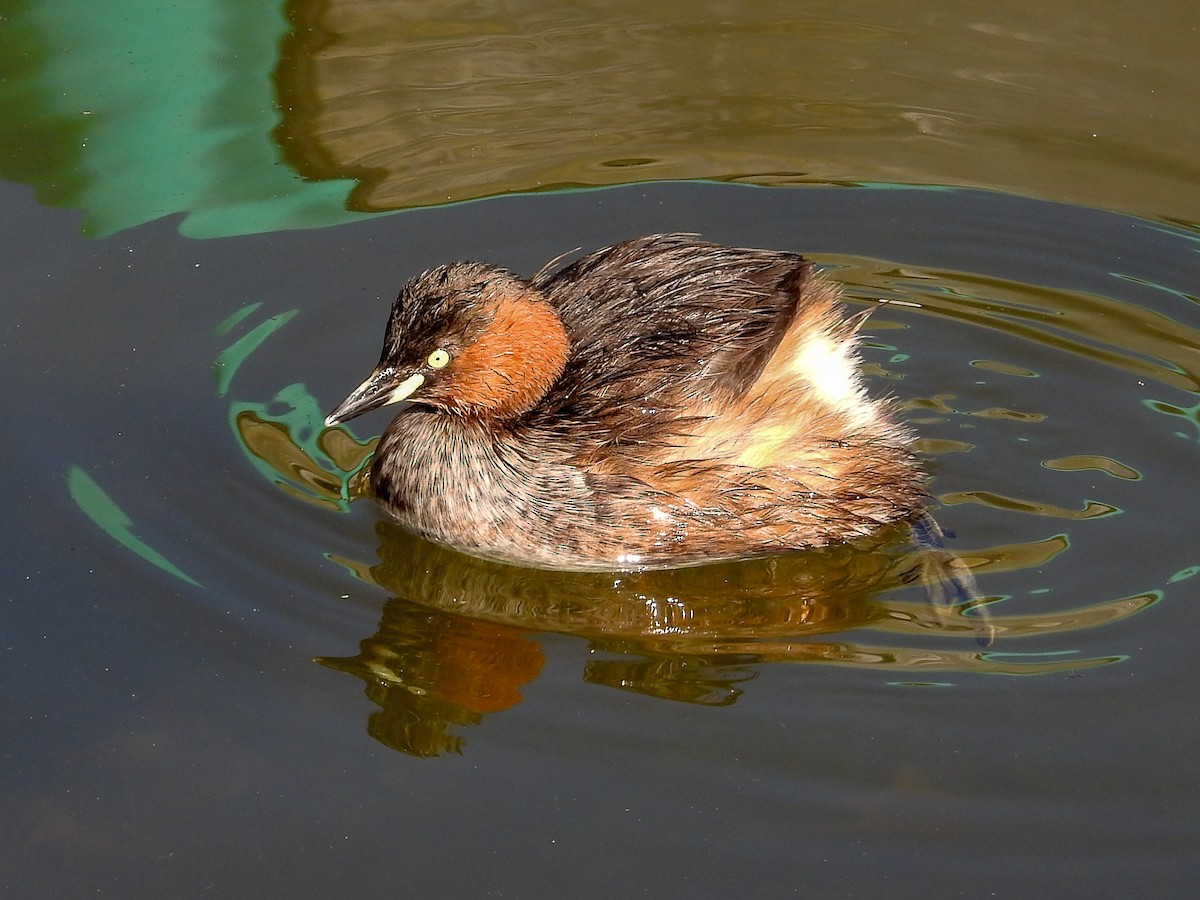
[312,516,1140,758]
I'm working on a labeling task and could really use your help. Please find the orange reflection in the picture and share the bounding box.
[318,603,543,756]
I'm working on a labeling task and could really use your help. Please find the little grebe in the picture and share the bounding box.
[326,234,927,570]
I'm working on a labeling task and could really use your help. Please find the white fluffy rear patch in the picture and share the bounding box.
[791,333,875,427]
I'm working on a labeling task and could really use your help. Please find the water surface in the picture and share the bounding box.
[2,0,1200,896]
[5,180,1199,896]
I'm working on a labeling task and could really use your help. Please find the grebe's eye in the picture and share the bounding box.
[427,348,451,369]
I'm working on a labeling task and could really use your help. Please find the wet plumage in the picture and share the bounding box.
[326,234,927,570]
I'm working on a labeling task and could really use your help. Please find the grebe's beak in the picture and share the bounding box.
[325,370,425,427]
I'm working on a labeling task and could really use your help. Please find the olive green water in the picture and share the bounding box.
[2,2,1199,897]
[3,0,1200,233]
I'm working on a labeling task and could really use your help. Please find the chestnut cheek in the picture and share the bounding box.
[446,296,569,416]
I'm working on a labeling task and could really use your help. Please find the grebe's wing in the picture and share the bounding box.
[536,234,811,417]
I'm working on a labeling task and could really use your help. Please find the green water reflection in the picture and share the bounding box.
[3,0,1199,237]
[0,0,362,236]
[66,467,201,586]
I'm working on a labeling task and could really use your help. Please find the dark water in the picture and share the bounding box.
[4,178,1199,896]
[3,5,1200,895]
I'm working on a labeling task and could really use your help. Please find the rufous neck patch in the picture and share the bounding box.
[448,293,569,417]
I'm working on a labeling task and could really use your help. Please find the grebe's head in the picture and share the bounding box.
[325,262,569,426]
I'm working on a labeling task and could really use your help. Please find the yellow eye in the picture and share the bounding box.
[427,349,451,369]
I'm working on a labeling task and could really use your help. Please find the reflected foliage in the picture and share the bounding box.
[232,396,375,510]
[4,0,1200,235]
[272,0,1200,221]
[0,0,363,236]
